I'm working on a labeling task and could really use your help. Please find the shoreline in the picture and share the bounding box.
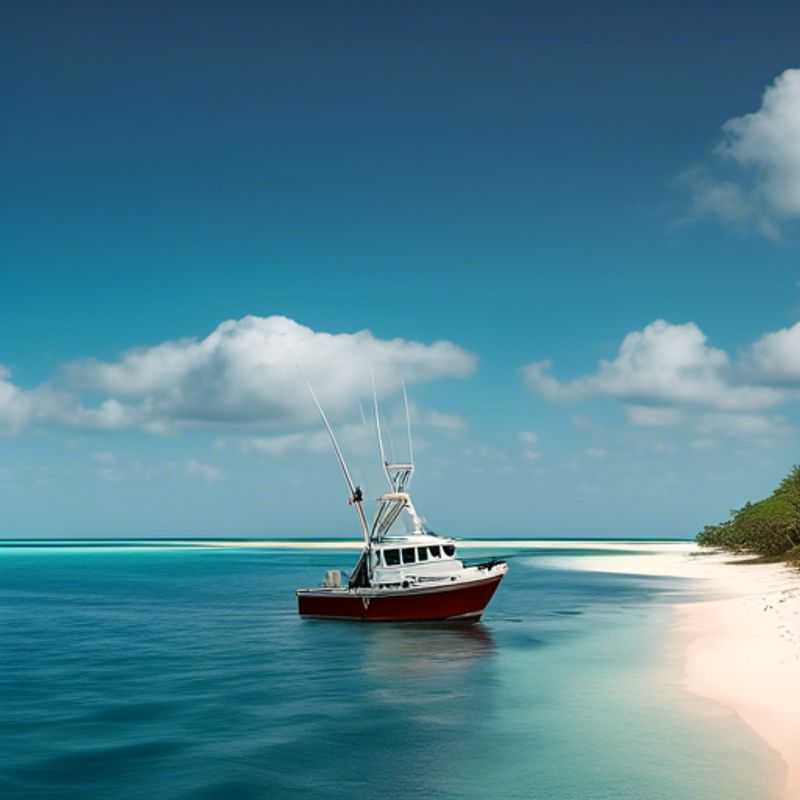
[548,543,800,800]
[677,560,800,800]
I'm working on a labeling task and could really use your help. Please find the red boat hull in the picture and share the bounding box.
[297,573,504,622]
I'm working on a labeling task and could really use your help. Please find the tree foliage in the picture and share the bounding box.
[696,465,800,560]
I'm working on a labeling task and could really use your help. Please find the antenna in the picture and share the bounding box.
[402,381,414,472]
[372,373,392,488]
[306,383,370,545]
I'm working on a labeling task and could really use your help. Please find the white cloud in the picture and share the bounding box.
[523,319,800,443]
[684,68,800,238]
[185,459,223,482]
[683,171,752,222]
[65,315,477,430]
[0,371,158,436]
[0,317,476,436]
[522,360,571,402]
[741,321,800,385]
[0,366,35,433]
[0,366,98,434]
[64,398,152,432]
[720,69,800,217]
[523,320,783,413]
[680,168,780,240]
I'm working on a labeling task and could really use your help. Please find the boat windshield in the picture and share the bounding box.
[443,545,455,557]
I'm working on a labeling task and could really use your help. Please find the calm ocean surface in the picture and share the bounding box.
[0,542,780,799]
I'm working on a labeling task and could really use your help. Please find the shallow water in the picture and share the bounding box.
[0,542,781,799]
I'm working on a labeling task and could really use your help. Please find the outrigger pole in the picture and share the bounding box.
[371,373,393,490]
[306,383,371,552]
[401,380,414,481]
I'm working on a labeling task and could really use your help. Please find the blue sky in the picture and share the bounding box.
[3,2,800,538]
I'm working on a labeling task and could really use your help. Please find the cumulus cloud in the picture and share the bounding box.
[0,366,158,435]
[522,319,800,440]
[741,321,800,385]
[683,68,800,238]
[522,320,783,413]
[0,366,100,434]
[680,167,781,240]
[65,315,477,429]
[0,366,35,433]
[0,316,476,436]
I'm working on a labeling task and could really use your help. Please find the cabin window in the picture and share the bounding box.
[417,547,428,561]
[428,545,441,558]
[384,549,400,566]
[401,547,416,564]
[443,545,455,557]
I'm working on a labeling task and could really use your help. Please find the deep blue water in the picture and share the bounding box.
[0,543,780,799]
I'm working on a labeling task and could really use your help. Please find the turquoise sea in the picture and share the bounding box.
[0,541,781,799]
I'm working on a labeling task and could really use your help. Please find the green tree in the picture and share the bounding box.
[696,465,800,562]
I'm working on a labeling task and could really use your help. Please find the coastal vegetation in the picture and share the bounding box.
[697,466,800,566]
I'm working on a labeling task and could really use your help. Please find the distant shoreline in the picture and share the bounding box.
[0,536,695,546]
[185,539,696,551]
[0,538,695,551]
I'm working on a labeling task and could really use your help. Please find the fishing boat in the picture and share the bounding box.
[296,385,507,622]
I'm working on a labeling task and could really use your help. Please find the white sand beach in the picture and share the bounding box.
[549,542,800,800]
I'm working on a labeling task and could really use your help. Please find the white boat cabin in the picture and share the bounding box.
[368,534,464,587]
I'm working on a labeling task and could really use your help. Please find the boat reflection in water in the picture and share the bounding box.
[362,622,496,677]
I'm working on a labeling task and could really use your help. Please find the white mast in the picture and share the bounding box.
[402,380,414,484]
[368,380,423,541]
[371,373,393,490]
